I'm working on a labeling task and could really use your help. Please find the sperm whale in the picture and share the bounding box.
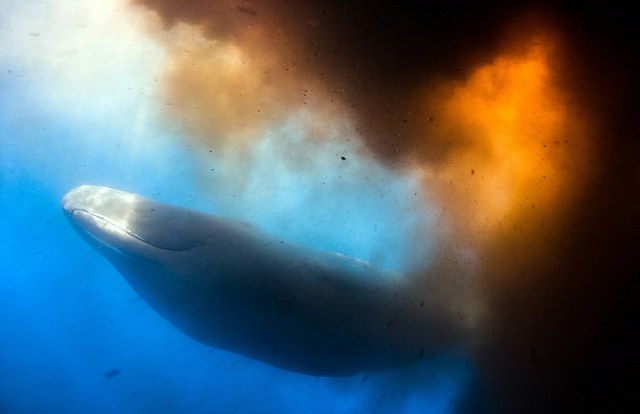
[62,185,457,376]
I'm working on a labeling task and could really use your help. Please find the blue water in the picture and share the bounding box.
[0,2,472,412]
[0,86,470,414]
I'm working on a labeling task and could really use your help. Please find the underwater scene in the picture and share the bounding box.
[1,1,638,413]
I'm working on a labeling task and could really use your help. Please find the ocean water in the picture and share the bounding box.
[0,1,470,413]
[5,1,636,413]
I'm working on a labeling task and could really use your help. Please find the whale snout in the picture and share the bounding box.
[62,185,151,252]
[61,185,95,215]
[62,185,212,252]
[62,185,139,216]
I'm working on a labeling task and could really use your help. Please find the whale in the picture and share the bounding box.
[62,185,458,376]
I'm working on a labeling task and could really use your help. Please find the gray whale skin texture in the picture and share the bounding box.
[62,185,455,376]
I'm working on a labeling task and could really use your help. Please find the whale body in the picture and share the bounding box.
[62,185,455,376]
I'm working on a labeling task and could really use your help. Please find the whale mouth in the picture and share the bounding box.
[62,185,203,252]
[67,208,152,249]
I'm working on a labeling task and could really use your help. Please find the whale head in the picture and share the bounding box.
[62,185,221,255]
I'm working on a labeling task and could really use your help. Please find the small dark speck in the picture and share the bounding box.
[419,349,425,358]
[361,375,368,382]
[420,301,424,307]
[388,341,394,347]
[30,32,40,37]
[105,368,120,379]
[150,208,155,212]
[471,169,475,175]
[341,156,346,160]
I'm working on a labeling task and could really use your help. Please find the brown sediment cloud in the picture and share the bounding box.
[132,1,336,146]
[422,33,583,225]
[158,25,299,148]
[129,1,638,412]
[130,0,518,161]
[416,19,595,258]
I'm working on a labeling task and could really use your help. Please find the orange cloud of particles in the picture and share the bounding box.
[144,14,346,161]
[417,29,594,252]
